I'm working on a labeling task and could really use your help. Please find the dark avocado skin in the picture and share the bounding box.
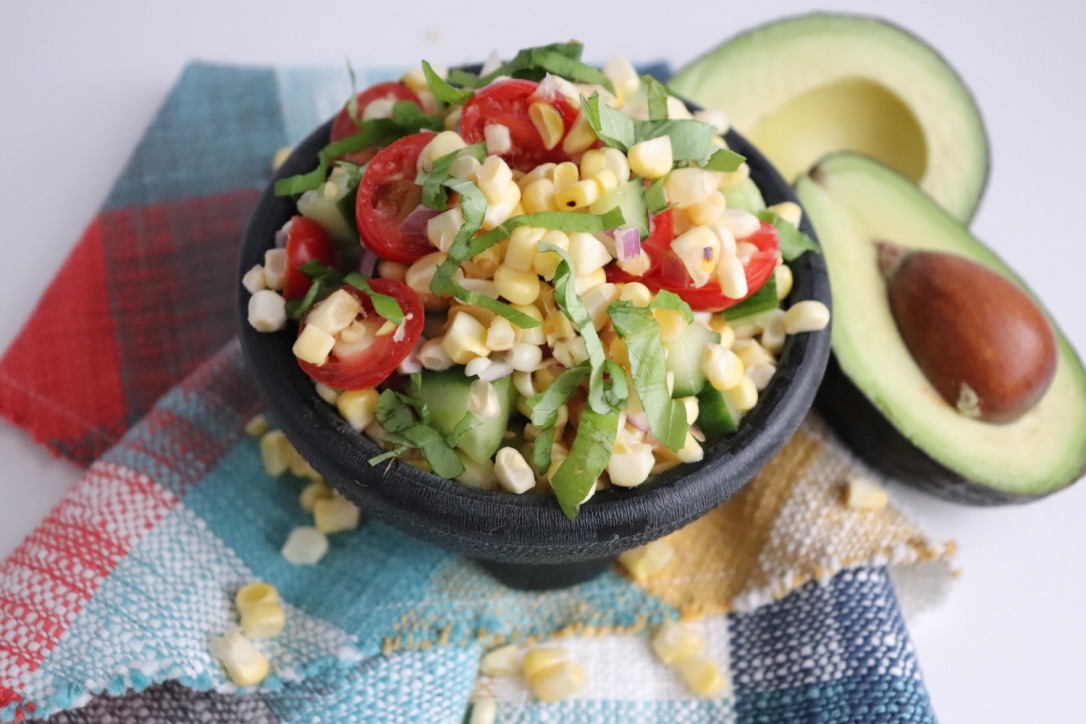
[816,355,1044,505]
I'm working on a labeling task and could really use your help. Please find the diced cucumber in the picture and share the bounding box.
[722,176,766,213]
[297,165,360,268]
[665,322,719,398]
[696,384,740,442]
[410,369,514,464]
[589,180,648,236]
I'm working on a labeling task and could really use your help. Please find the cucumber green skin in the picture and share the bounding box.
[696,385,739,442]
[665,323,717,398]
[411,369,514,464]
[723,176,766,213]
[596,180,648,236]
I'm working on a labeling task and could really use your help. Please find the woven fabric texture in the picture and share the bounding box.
[0,63,953,723]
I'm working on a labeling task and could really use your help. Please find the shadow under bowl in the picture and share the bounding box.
[238,118,832,589]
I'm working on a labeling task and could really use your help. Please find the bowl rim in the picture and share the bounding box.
[238,110,832,564]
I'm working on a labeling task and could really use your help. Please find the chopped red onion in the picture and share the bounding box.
[275,219,293,248]
[531,74,559,102]
[357,250,378,278]
[626,410,650,432]
[611,226,642,262]
[690,425,705,443]
[401,204,442,235]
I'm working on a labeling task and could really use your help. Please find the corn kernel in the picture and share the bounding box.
[522,178,558,213]
[761,313,787,354]
[573,267,607,296]
[335,387,380,431]
[494,446,535,493]
[552,161,580,193]
[259,430,295,477]
[607,441,655,488]
[732,339,774,369]
[248,289,287,332]
[654,308,689,343]
[768,200,802,228]
[482,182,521,230]
[507,342,543,373]
[843,474,889,510]
[468,379,501,419]
[245,414,270,438]
[555,179,601,210]
[664,168,717,207]
[529,102,565,150]
[561,111,598,155]
[420,130,466,172]
[485,316,516,352]
[262,248,287,290]
[426,206,465,253]
[235,582,279,613]
[553,336,590,368]
[774,264,794,301]
[468,697,497,724]
[685,191,727,226]
[404,251,447,295]
[242,264,266,294]
[418,337,454,370]
[716,252,748,300]
[270,146,293,172]
[518,162,557,188]
[719,208,760,240]
[479,643,521,676]
[208,628,269,688]
[582,283,620,330]
[505,226,543,272]
[474,155,514,204]
[449,154,480,180]
[618,282,653,307]
[747,361,777,391]
[651,620,704,665]
[313,495,361,533]
[725,374,758,412]
[567,232,612,275]
[529,660,586,702]
[455,449,499,489]
[603,55,640,103]
[299,479,334,513]
[522,647,572,680]
[494,265,541,305]
[671,226,720,288]
[282,527,328,567]
[443,312,490,364]
[676,655,726,697]
[784,300,831,334]
[533,229,569,280]
[627,136,672,179]
[240,601,286,640]
[510,304,546,345]
[484,124,512,155]
[619,538,675,581]
[314,383,339,406]
[675,431,704,463]
[402,62,445,92]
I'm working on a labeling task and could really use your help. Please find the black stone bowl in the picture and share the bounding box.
[239,116,832,589]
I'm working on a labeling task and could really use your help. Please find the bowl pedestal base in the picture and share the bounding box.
[475,556,617,590]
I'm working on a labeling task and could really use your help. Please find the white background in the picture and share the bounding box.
[1,2,1084,722]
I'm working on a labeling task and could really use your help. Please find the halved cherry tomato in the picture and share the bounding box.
[355,131,437,264]
[608,218,782,312]
[459,79,582,171]
[282,216,338,300]
[330,82,423,165]
[296,279,424,390]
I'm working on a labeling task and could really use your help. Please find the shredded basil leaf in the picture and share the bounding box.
[529,366,590,427]
[284,260,345,321]
[429,177,488,294]
[459,42,613,93]
[607,301,689,451]
[756,210,821,261]
[703,147,745,173]
[644,76,670,121]
[644,178,668,215]
[367,445,410,466]
[422,60,474,105]
[343,272,405,325]
[552,407,620,519]
[724,273,779,320]
[541,243,617,415]
[532,426,555,477]
[648,289,694,323]
[372,390,464,478]
[450,282,542,329]
[582,93,634,151]
[445,411,483,448]
[416,143,487,210]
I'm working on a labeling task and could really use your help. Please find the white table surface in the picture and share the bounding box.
[2,1,1084,721]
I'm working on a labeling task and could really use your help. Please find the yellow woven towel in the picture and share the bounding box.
[633,414,957,618]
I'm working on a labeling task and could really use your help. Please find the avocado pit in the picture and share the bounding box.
[878,241,1057,423]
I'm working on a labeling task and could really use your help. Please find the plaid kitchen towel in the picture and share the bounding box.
[0,62,955,722]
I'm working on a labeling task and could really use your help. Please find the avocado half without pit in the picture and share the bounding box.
[796,152,1086,504]
[670,12,990,223]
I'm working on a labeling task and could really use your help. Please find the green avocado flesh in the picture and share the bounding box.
[796,152,1086,496]
[669,13,989,222]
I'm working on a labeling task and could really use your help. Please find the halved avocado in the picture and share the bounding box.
[670,13,990,222]
[796,152,1086,503]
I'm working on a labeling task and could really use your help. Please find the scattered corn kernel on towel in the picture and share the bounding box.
[0,63,956,723]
